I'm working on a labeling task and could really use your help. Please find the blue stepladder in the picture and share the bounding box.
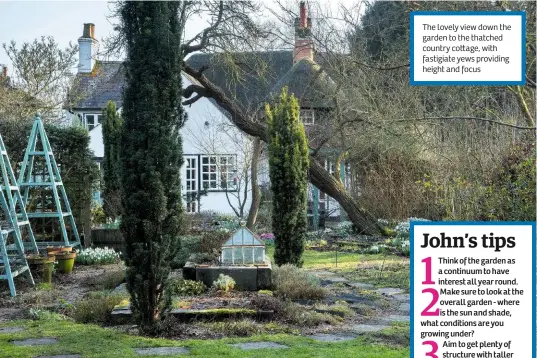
[0,133,39,296]
[18,115,81,249]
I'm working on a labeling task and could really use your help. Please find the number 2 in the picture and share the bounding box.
[421,288,440,316]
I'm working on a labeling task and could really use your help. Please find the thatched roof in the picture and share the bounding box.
[267,58,338,109]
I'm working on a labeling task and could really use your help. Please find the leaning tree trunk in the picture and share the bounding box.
[183,64,386,236]
[246,137,262,229]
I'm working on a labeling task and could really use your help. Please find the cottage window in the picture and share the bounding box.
[201,155,236,191]
[84,114,102,131]
[299,109,315,125]
[184,157,198,213]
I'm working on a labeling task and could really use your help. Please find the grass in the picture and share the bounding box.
[266,246,361,269]
[200,319,299,337]
[0,248,411,357]
[0,319,410,357]
[337,256,410,290]
[267,247,410,289]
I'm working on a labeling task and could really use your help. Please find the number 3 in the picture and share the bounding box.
[423,341,439,358]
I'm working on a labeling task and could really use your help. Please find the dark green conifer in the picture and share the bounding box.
[120,1,185,333]
[265,87,309,267]
[102,100,123,220]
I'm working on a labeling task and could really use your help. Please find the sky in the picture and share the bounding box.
[0,1,211,74]
[0,0,357,76]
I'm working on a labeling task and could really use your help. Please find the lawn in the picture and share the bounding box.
[0,248,411,357]
[0,319,410,357]
[267,246,410,289]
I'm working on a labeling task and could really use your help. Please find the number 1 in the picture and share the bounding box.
[421,257,435,284]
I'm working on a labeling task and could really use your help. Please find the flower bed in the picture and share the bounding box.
[75,247,121,265]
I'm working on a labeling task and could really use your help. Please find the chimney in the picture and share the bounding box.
[293,1,314,64]
[78,23,99,74]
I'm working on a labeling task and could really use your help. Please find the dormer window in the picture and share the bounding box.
[300,109,315,125]
[84,114,102,131]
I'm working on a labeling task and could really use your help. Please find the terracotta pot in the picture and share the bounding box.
[46,246,72,255]
[26,255,55,265]
[55,251,76,260]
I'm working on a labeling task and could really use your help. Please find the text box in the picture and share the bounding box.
[411,221,535,358]
[410,12,526,85]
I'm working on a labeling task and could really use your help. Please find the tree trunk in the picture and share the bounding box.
[246,137,262,229]
[183,64,386,236]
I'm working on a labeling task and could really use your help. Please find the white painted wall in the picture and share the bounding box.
[70,74,253,217]
[181,75,252,216]
[89,123,103,157]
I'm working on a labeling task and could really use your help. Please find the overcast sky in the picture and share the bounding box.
[0,0,358,75]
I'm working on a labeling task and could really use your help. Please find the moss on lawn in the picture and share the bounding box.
[0,319,409,357]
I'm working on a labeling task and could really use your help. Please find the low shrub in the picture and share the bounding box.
[171,231,228,268]
[199,230,229,253]
[169,278,207,296]
[334,221,354,237]
[212,274,235,293]
[27,308,70,321]
[259,233,275,246]
[272,264,327,300]
[190,252,218,264]
[93,268,126,290]
[76,247,121,265]
[71,293,124,324]
[282,302,342,326]
[171,235,202,269]
[250,294,284,314]
[313,300,355,318]
[202,319,259,337]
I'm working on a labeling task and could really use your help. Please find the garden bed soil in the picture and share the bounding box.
[0,263,125,313]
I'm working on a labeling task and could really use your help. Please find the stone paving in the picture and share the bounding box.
[308,334,356,342]
[229,342,289,350]
[306,271,411,342]
[375,287,405,296]
[0,327,25,334]
[11,337,58,346]
[351,324,391,333]
[135,347,190,355]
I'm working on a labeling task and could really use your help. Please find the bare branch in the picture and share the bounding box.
[181,1,224,55]
[394,116,536,130]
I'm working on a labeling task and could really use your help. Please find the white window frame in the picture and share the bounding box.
[184,157,198,213]
[201,154,237,191]
[84,113,102,131]
[299,109,315,125]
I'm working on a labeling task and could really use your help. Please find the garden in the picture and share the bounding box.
[1,1,534,357]
[0,215,413,358]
